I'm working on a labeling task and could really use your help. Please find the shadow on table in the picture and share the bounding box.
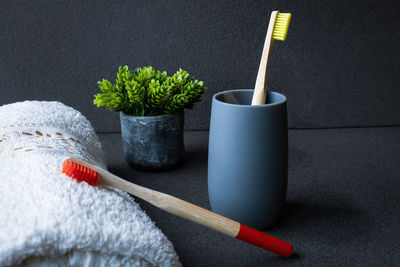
[107,141,209,179]
[274,199,371,247]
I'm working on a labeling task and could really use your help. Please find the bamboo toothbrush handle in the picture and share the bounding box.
[251,11,279,105]
[77,160,293,257]
[138,191,293,258]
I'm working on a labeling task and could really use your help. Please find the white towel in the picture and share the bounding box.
[0,101,181,267]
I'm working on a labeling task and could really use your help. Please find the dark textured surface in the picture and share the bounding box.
[1,0,399,131]
[99,129,400,266]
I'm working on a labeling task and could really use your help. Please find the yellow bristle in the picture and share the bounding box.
[272,13,291,41]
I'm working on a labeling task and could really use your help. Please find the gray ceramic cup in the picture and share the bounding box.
[208,89,288,229]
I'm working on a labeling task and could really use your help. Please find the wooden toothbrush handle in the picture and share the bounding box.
[99,167,292,257]
[70,158,293,257]
[251,11,279,105]
[144,192,293,258]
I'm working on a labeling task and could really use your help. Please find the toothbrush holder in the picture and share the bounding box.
[208,89,288,229]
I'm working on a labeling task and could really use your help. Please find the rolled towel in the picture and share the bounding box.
[0,101,181,267]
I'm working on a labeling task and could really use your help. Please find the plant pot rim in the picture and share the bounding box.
[120,110,183,119]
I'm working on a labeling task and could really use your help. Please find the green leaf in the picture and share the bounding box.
[133,66,156,87]
[126,80,145,103]
[93,66,207,116]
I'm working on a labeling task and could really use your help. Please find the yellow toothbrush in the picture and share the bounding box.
[251,11,291,105]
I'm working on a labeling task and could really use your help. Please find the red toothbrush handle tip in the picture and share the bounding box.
[236,224,293,258]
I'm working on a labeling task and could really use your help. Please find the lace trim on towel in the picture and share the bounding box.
[0,129,89,159]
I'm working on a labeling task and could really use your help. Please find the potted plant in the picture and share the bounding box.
[93,66,207,171]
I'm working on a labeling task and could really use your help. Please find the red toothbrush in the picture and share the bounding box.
[62,158,293,258]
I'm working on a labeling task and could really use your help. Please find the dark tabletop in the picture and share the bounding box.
[99,128,400,266]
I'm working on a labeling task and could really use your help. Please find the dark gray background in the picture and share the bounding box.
[1,0,398,131]
[1,1,400,266]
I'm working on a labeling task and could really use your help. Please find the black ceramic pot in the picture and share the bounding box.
[120,111,184,171]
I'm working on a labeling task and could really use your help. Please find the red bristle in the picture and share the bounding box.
[68,166,73,177]
[62,160,99,186]
[68,162,74,177]
[78,164,84,182]
[72,166,78,180]
[75,164,80,181]
[85,168,91,183]
[92,170,99,185]
[83,167,89,183]
[62,161,72,177]
[73,164,78,177]
[64,162,70,176]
